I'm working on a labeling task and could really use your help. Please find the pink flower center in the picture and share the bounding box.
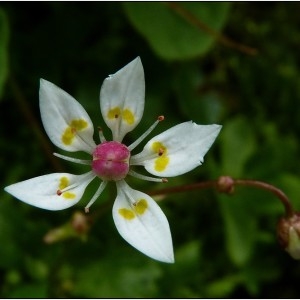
[92,141,130,181]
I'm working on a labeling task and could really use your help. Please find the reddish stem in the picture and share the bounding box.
[234,179,294,218]
[165,2,258,56]
[148,180,217,196]
[148,176,294,218]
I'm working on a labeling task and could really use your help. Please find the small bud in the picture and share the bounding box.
[44,225,72,244]
[71,211,91,235]
[44,211,91,244]
[217,176,235,194]
[277,212,300,259]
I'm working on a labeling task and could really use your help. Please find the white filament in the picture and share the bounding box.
[53,152,92,165]
[128,117,163,151]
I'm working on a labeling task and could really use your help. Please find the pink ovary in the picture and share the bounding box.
[92,141,130,181]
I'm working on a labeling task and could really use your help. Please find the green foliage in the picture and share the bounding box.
[1,2,300,298]
[219,193,257,266]
[220,116,256,177]
[123,2,231,60]
[72,252,162,297]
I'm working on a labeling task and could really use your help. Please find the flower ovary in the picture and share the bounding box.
[92,141,130,181]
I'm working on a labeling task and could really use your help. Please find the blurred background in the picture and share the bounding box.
[1,2,300,297]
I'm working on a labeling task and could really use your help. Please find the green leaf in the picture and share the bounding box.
[220,116,256,177]
[72,249,162,298]
[6,283,48,298]
[123,2,231,60]
[173,64,225,123]
[0,8,9,98]
[219,193,257,266]
[0,198,23,269]
[277,173,300,211]
[205,274,241,298]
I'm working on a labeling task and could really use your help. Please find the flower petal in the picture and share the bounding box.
[39,79,96,153]
[131,121,222,177]
[4,172,95,210]
[100,57,145,142]
[113,180,174,263]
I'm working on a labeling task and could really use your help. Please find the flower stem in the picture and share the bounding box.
[148,180,217,196]
[234,179,294,218]
[165,2,258,56]
[148,176,294,217]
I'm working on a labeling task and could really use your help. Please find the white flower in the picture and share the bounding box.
[4,57,221,263]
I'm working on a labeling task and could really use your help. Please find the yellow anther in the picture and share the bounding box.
[158,148,164,156]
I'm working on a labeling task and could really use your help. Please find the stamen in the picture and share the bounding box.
[75,133,96,154]
[128,115,164,151]
[71,127,96,154]
[130,148,168,166]
[116,180,138,205]
[57,182,78,194]
[158,148,164,156]
[85,181,108,213]
[128,169,167,183]
[53,153,92,165]
[98,127,106,143]
[112,117,121,142]
[56,171,95,195]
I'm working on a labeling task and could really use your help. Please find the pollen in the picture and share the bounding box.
[62,118,88,145]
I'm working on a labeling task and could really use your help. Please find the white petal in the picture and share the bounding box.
[100,57,145,142]
[131,121,222,177]
[113,180,174,263]
[4,172,95,210]
[39,79,96,153]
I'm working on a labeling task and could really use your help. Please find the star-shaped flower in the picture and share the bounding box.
[4,57,221,263]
